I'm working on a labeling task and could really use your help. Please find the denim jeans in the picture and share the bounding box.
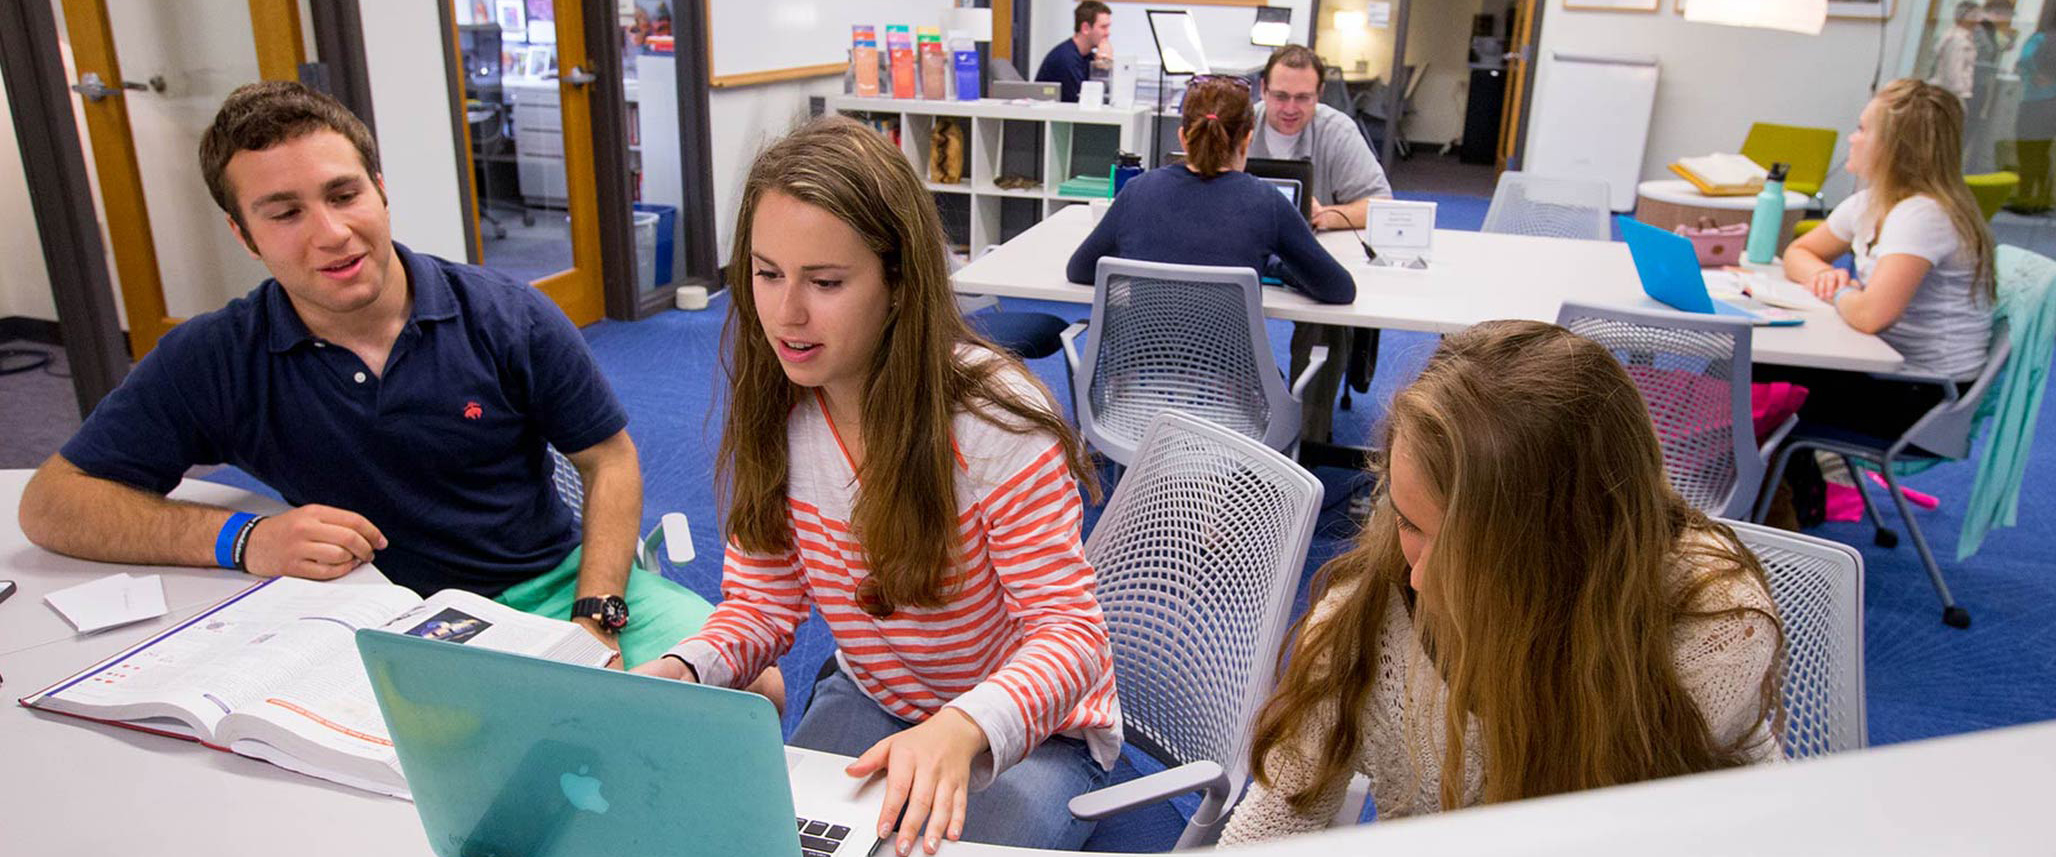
[788,668,1110,850]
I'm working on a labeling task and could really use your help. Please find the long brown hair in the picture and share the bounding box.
[1863,78,1997,302]
[720,116,1097,616]
[1247,321,1783,811]
[1181,76,1255,178]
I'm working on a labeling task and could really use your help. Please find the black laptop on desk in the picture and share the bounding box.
[1246,156,1315,222]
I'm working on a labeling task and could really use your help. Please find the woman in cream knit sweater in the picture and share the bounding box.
[1221,321,1785,846]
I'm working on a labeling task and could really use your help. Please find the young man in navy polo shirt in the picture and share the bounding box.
[18,82,748,684]
[1035,0,1112,103]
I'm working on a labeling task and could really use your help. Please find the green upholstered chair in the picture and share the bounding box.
[1965,171,2020,220]
[1741,123,1839,199]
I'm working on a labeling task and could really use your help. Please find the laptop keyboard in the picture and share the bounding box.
[797,817,853,856]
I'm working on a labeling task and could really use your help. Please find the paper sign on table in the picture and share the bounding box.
[43,572,169,633]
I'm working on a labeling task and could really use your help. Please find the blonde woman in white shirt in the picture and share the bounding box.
[1219,321,1784,845]
[1777,78,1997,444]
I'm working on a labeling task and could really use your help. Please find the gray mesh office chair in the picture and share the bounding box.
[1723,519,1868,758]
[1750,319,2014,630]
[1065,411,1323,849]
[1060,258,1327,466]
[549,445,695,570]
[1482,171,1613,241]
[1557,302,1791,520]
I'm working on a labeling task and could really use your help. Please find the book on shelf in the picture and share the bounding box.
[887,25,916,100]
[19,576,614,799]
[851,25,880,97]
[1668,152,1769,197]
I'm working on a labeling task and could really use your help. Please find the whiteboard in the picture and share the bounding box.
[1524,52,1659,211]
[704,0,956,86]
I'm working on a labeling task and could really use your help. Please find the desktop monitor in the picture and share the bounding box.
[1246,156,1315,222]
[1251,7,1292,47]
[1147,10,1210,75]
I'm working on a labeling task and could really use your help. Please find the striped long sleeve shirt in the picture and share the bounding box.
[667,369,1122,786]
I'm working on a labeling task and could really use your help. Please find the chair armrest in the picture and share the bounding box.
[638,512,695,570]
[1291,345,1331,400]
[1758,413,1800,461]
[1067,760,1228,822]
[1060,321,1089,376]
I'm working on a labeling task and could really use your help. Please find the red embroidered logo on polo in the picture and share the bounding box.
[462,401,483,420]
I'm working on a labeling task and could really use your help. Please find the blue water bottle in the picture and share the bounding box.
[1745,162,1790,265]
[1111,151,1144,196]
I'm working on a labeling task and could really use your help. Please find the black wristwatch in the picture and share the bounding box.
[571,595,629,634]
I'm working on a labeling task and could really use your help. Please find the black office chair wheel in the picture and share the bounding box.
[1943,606,1971,629]
[492,224,507,240]
[1873,528,1899,548]
[521,211,536,227]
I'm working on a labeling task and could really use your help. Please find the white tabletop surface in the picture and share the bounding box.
[954,206,1903,374]
[1637,178,1811,210]
[8,470,2049,855]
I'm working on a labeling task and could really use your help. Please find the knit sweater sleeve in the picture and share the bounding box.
[1672,566,1782,760]
[1218,585,1363,846]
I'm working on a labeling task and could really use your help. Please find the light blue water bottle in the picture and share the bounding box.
[1745,162,1790,265]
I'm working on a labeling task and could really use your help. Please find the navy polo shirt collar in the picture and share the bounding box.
[263,242,458,353]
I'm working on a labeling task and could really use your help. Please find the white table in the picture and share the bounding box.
[0,470,1072,856]
[4,469,2053,854]
[954,206,1903,374]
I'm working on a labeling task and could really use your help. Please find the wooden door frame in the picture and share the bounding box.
[59,0,178,358]
[528,0,607,326]
[1497,0,1541,173]
[248,0,307,81]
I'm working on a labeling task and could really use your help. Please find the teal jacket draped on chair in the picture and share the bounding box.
[1958,245,2056,559]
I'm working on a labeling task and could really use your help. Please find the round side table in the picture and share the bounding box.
[1634,179,1811,251]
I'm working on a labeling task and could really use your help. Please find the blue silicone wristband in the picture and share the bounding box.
[1834,285,1859,304]
[215,512,256,569]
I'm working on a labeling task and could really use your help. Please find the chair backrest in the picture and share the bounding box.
[1557,302,1762,519]
[1721,519,1867,758]
[1739,122,1838,197]
[548,445,584,522]
[1319,65,1350,113]
[1964,171,2021,221]
[1086,411,1322,827]
[1077,258,1300,465]
[1481,171,1613,240]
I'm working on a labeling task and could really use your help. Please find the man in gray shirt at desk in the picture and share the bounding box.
[1248,44,1392,442]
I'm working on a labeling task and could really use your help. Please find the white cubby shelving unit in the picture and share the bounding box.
[824,95,1151,258]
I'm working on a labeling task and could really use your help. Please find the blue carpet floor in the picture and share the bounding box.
[204,191,2056,851]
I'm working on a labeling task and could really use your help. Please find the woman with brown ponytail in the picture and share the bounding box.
[1063,75,1354,304]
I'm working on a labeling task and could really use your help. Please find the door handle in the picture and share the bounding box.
[560,66,598,87]
[71,72,165,102]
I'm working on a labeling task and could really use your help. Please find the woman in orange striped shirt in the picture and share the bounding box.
[634,117,1122,854]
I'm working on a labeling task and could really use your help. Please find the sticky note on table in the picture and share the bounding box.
[43,573,169,633]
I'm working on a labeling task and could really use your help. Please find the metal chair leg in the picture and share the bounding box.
[1842,455,1898,548]
[1751,440,1804,522]
[1876,459,1970,629]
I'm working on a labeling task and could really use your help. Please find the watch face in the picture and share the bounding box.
[601,596,629,630]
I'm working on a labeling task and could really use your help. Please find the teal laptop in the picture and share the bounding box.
[1617,215,1802,327]
[357,630,884,857]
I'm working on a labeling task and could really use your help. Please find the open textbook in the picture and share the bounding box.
[19,576,614,799]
